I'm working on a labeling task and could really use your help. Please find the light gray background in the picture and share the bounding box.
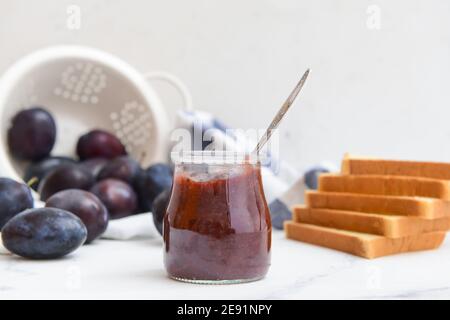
[1,0,449,171]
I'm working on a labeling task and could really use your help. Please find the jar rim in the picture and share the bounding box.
[170,150,266,165]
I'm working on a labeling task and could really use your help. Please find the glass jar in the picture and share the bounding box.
[163,152,272,284]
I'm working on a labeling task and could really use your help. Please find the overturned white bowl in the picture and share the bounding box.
[0,45,191,183]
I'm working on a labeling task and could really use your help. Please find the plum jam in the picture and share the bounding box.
[164,153,271,284]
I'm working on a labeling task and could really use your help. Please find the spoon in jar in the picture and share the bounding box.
[252,68,310,156]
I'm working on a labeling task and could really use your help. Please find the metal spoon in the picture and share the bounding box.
[252,68,310,155]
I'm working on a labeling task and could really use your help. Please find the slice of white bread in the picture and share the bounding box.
[306,191,450,218]
[342,154,450,180]
[293,206,450,237]
[284,221,446,259]
[318,174,450,200]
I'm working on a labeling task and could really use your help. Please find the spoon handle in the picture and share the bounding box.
[253,69,310,155]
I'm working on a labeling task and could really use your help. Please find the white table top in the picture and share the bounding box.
[1,230,450,299]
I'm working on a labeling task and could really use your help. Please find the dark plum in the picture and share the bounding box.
[24,156,76,190]
[1,208,87,259]
[46,189,109,243]
[90,179,137,220]
[136,163,173,212]
[0,178,33,229]
[38,164,95,201]
[97,156,141,185]
[151,188,171,235]
[78,158,109,179]
[304,166,331,189]
[76,129,126,160]
[8,107,56,161]
[269,199,292,230]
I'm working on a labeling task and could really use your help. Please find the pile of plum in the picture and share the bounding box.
[1,107,172,259]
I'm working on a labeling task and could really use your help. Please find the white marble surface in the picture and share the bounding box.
[2,229,450,300]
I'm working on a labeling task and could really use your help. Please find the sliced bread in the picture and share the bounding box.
[284,221,446,259]
[342,154,450,180]
[306,191,450,218]
[293,206,450,237]
[318,174,450,200]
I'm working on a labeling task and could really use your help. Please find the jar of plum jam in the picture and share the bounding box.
[164,152,271,284]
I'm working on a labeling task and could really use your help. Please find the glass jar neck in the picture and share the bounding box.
[171,151,264,166]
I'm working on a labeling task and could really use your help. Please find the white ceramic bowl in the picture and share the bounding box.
[0,45,191,183]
